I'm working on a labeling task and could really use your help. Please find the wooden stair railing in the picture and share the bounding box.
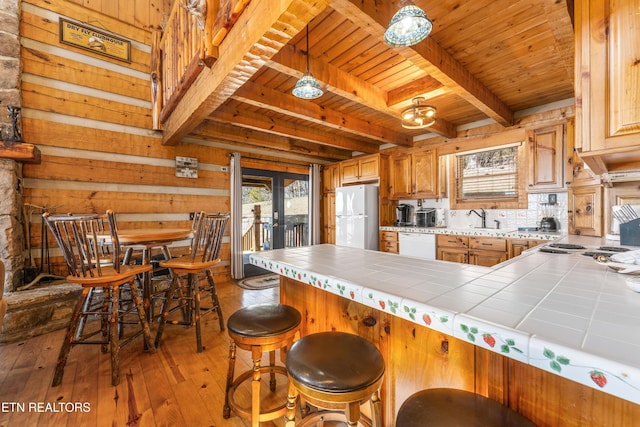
[152,0,253,130]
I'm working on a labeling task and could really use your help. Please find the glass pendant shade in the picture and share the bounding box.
[384,3,433,47]
[293,26,323,100]
[401,97,436,129]
[293,73,323,99]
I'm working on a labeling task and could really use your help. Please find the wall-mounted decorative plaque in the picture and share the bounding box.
[59,18,131,63]
[176,156,198,178]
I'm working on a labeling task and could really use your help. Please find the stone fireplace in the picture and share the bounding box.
[0,0,80,343]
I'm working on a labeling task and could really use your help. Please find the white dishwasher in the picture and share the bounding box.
[398,232,436,260]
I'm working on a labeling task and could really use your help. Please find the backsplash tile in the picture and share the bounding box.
[404,192,568,231]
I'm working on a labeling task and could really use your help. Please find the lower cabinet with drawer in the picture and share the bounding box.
[437,234,546,267]
[508,239,548,258]
[468,236,508,267]
[436,235,469,264]
[379,231,399,254]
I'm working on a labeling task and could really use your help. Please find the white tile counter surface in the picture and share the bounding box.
[250,237,640,405]
[379,225,564,241]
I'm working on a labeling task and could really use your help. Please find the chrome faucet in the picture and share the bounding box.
[467,208,487,228]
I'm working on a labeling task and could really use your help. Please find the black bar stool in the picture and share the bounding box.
[396,388,537,426]
[223,303,301,427]
[284,331,385,426]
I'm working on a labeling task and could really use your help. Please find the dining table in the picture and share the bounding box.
[116,228,194,323]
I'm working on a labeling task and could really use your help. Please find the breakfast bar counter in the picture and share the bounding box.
[250,239,640,425]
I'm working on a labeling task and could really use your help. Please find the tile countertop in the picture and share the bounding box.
[249,237,640,405]
[380,225,564,240]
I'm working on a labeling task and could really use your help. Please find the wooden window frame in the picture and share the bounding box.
[449,142,528,210]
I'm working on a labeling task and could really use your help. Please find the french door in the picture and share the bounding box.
[241,169,309,275]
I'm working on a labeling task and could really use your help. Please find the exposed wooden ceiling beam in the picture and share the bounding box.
[268,44,389,110]
[161,0,332,145]
[386,75,445,108]
[268,44,457,137]
[334,0,514,127]
[192,120,353,161]
[210,104,380,154]
[233,81,413,146]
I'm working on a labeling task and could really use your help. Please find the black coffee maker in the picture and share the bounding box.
[395,204,413,226]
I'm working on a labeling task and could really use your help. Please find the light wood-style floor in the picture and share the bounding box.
[0,280,286,427]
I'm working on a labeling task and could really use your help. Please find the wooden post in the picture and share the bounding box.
[252,205,261,251]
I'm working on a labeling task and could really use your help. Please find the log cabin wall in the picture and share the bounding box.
[17,0,309,283]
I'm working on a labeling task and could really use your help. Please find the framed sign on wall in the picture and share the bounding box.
[59,18,131,63]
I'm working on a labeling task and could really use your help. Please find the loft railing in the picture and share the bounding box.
[152,0,252,129]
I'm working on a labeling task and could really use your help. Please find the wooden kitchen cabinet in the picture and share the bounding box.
[389,148,440,200]
[508,239,548,258]
[566,118,600,187]
[322,163,340,193]
[340,153,379,184]
[569,185,603,236]
[527,123,565,192]
[379,231,398,254]
[436,234,469,263]
[468,236,508,267]
[437,234,540,266]
[575,0,640,174]
[322,164,340,244]
[323,192,336,244]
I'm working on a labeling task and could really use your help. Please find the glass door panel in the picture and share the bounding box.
[241,169,308,276]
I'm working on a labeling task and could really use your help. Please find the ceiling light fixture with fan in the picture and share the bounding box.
[401,97,437,129]
[384,0,433,47]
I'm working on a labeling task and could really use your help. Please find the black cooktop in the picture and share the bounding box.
[548,243,586,250]
[542,244,631,257]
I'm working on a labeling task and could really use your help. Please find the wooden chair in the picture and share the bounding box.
[43,210,156,387]
[154,212,229,352]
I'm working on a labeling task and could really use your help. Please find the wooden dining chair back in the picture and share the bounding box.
[43,210,156,387]
[190,211,228,264]
[155,212,230,352]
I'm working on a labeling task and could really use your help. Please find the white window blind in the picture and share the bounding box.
[456,145,519,200]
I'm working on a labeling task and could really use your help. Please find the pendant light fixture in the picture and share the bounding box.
[292,26,323,100]
[401,97,437,129]
[384,1,433,47]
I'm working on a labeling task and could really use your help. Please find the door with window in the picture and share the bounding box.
[241,169,309,276]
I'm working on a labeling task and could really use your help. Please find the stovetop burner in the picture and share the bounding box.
[548,243,586,250]
[598,246,630,252]
[539,247,570,254]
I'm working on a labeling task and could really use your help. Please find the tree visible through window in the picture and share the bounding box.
[456,145,519,201]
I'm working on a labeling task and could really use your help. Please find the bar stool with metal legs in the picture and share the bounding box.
[396,388,537,427]
[284,331,385,427]
[223,303,301,427]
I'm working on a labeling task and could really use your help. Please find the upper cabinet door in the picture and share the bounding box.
[412,149,438,198]
[339,154,380,184]
[389,154,412,199]
[389,149,439,200]
[575,0,640,174]
[527,124,565,192]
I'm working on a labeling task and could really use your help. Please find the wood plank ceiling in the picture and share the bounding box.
[184,0,575,163]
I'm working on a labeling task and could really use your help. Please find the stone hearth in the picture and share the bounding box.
[0,0,78,343]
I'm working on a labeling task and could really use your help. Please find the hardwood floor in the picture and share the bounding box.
[0,280,285,427]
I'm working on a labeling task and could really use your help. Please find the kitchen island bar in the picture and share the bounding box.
[250,241,640,426]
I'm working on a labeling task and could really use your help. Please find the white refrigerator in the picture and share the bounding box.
[335,185,379,250]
